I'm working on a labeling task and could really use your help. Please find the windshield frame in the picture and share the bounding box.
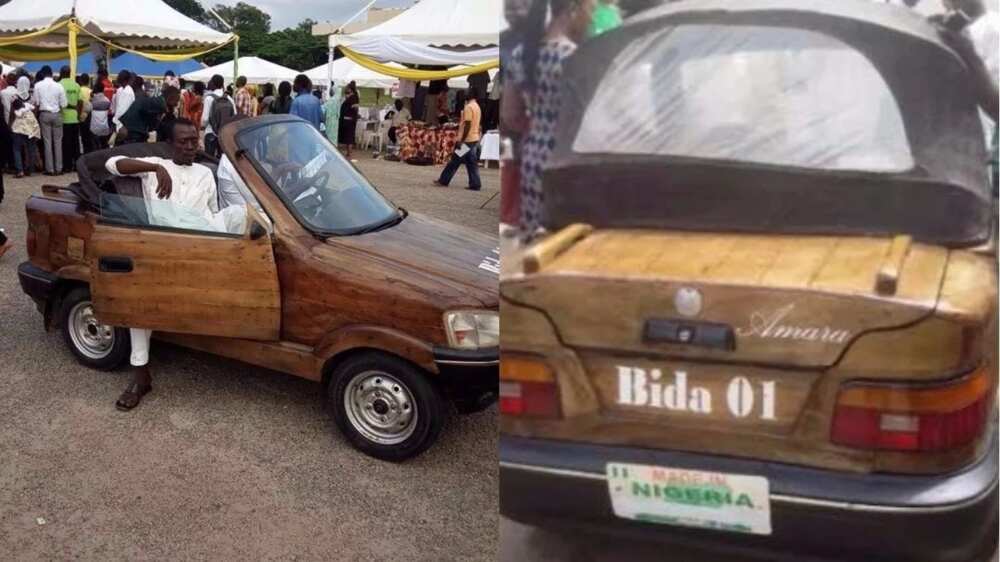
[233,117,401,237]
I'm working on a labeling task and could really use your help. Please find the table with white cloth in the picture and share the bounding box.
[479,131,500,164]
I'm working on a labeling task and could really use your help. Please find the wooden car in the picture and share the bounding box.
[17,115,499,461]
[500,2,998,560]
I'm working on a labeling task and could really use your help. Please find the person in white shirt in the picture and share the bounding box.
[107,118,245,411]
[31,65,68,175]
[110,70,135,132]
[0,72,18,123]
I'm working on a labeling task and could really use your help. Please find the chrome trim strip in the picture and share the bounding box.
[498,461,998,514]
[435,359,499,366]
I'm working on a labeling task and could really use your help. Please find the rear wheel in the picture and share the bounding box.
[329,352,448,462]
[59,287,130,370]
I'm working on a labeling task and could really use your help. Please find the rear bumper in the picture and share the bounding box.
[433,346,498,413]
[500,426,999,562]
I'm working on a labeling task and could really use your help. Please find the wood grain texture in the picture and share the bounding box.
[20,119,500,387]
[501,229,997,475]
[523,223,592,274]
[154,332,321,380]
[89,225,282,340]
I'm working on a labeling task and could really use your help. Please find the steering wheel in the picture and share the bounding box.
[288,171,330,218]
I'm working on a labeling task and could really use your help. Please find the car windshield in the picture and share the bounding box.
[237,120,399,235]
[573,24,914,172]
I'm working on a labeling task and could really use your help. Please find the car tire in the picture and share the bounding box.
[329,351,448,462]
[59,286,130,371]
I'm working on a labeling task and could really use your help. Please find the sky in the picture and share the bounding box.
[209,0,416,31]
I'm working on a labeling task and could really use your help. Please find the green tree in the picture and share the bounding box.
[209,2,271,34]
[257,19,328,71]
[201,2,272,67]
[163,0,206,22]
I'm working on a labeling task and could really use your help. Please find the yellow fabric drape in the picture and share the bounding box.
[338,46,498,80]
[0,19,70,47]
[68,21,78,77]
[68,21,238,61]
[0,44,86,61]
[0,17,234,70]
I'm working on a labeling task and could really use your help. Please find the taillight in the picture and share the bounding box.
[499,356,560,418]
[831,367,992,452]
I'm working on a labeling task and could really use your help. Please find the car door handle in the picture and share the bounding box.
[98,256,134,273]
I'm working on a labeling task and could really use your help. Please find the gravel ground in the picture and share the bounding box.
[0,158,499,561]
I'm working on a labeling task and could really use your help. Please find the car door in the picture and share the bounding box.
[89,188,281,341]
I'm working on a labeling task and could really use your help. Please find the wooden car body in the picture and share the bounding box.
[18,116,499,438]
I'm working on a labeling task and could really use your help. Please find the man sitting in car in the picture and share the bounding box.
[104,118,246,411]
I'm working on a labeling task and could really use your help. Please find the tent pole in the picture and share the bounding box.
[233,37,239,88]
[327,46,334,92]
[106,43,112,74]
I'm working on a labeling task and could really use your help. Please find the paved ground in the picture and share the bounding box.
[0,158,500,560]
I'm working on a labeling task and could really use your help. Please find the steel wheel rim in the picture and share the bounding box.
[68,301,115,359]
[343,370,418,445]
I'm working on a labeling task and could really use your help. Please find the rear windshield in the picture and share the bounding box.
[573,24,914,173]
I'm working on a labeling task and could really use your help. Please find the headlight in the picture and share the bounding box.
[444,310,499,349]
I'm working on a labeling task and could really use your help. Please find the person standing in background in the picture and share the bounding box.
[338,81,360,161]
[499,0,534,229]
[32,66,67,176]
[323,82,342,146]
[290,74,322,130]
[186,81,205,132]
[58,66,82,172]
[201,74,227,156]
[117,85,180,145]
[89,87,112,150]
[234,76,252,116]
[434,87,483,191]
[508,0,596,242]
[0,71,16,174]
[9,79,40,178]
[78,74,94,155]
[260,83,275,115]
[271,81,293,114]
[0,72,17,124]
[248,84,260,117]
[111,70,135,134]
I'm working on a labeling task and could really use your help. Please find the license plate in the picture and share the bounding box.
[606,462,771,535]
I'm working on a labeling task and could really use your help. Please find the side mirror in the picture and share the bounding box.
[249,221,267,241]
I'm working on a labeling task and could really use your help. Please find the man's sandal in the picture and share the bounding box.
[115,382,152,411]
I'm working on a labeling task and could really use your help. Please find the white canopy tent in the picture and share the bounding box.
[306,58,402,90]
[183,57,299,86]
[0,0,232,47]
[0,0,236,79]
[336,0,503,48]
[325,0,501,92]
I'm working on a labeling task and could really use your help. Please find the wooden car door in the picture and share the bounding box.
[89,217,281,341]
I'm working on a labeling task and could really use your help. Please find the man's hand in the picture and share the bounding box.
[154,165,172,199]
[115,126,129,142]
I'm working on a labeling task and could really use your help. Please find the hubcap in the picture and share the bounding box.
[68,301,115,359]
[343,371,417,445]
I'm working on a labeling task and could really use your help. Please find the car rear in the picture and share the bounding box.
[499,228,998,562]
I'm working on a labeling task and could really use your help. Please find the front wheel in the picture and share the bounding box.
[328,352,448,462]
[59,287,130,370]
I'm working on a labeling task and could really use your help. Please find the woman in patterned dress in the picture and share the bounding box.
[507,0,596,242]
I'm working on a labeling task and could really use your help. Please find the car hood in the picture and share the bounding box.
[322,212,499,309]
